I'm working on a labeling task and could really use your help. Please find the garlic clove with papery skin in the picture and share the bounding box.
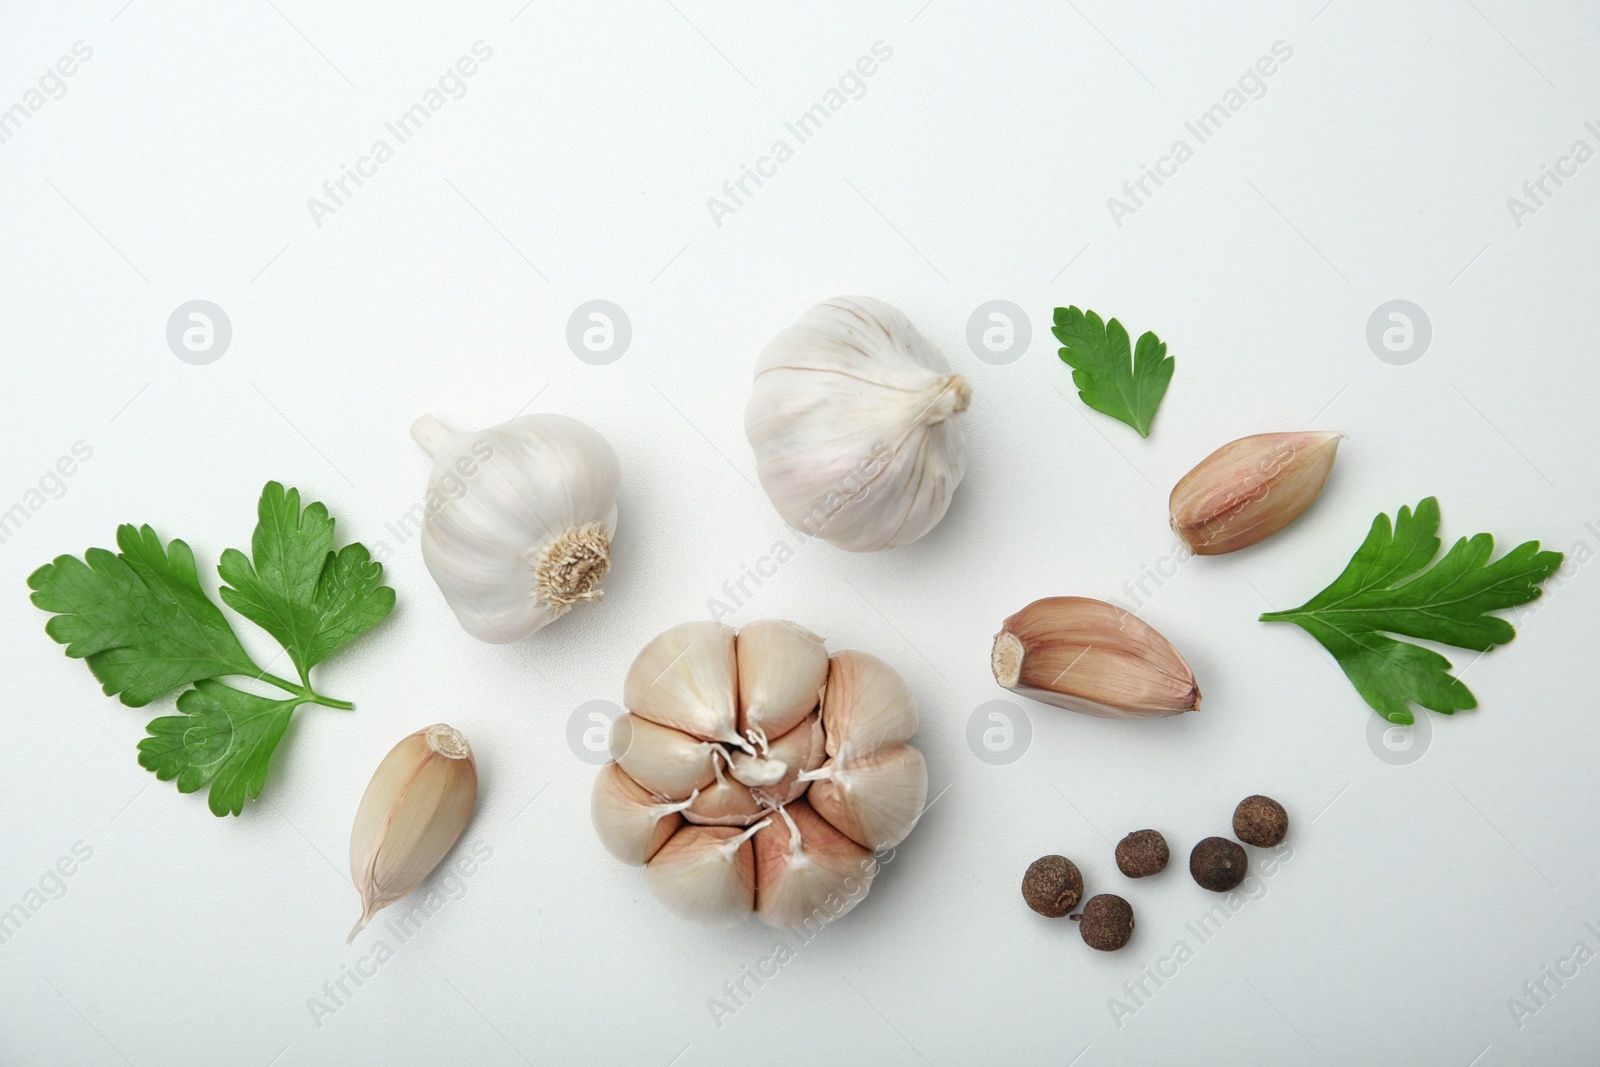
[646,821,769,927]
[624,621,745,748]
[991,597,1200,718]
[590,762,695,865]
[736,620,828,743]
[737,713,825,810]
[411,413,620,643]
[753,801,876,928]
[349,724,477,943]
[800,742,928,851]
[820,650,918,761]
[609,713,720,799]
[745,296,970,552]
[685,751,766,827]
[1170,431,1344,555]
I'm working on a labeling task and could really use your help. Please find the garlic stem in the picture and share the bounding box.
[409,414,462,462]
[794,764,832,783]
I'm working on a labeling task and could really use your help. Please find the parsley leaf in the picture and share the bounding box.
[218,481,395,681]
[138,680,300,817]
[28,525,258,706]
[31,481,393,816]
[1052,306,1174,437]
[1260,497,1563,724]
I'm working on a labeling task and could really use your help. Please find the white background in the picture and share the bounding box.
[2,0,1597,1064]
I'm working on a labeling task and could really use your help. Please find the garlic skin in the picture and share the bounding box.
[745,296,971,552]
[646,822,768,927]
[349,724,477,943]
[411,413,620,643]
[591,762,693,865]
[1170,431,1344,554]
[594,620,929,929]
[992,597,1200,719]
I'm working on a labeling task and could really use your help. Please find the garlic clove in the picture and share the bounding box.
[411,413,620,643]
[349,724,478,942]
[991,597,1200,718]
[646,821,768,927]
[1170,431,1344,555]
[801,742,927,851]
[736,619,828,741]
[753,801,876,928]
[624,621,744,748]
[744,296,970,552]
[590,762,693,865]
[608,713,719,799]
[685,751,766,827]
[820,650,918,761]
[740,713,825,809]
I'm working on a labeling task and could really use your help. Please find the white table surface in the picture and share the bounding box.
[3,1,1597,1064]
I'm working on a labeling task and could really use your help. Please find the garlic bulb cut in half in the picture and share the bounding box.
[646,822,768,927]
[992,597,1200,718]
[736,619,828,743]
[591,762,694,865]
[801,743,928,851]
[593,620,930,929]
[609,713,719,799]
[624,621,744,748]
[411,413,620,643]
[349,724,477,942]
[820,650,918,761]
[745,296,971,552]
[1170,431,1344,554]
[754,802,876,928]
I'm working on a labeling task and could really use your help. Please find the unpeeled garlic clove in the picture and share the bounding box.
[348,724,478,943]
[736,620,828,742]
[1170,431,1344,555]
[624,621,744,747]
[646,821,769,927]
[684,752,765,827]
[742,713,825,809]
[820,650,918,761]
[609,713,719,799]
[590,762,694,865]
[753,801,875,928]
[991,597,1199,719]
[800,742,928,850]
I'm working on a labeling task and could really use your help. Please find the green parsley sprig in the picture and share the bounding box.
[29,482,394,816]
[1051,306,1174,437]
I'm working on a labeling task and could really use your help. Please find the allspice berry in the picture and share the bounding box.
[1072,894,1134,951]
[1115,829,1169,878]
[1021,855,1083,917]
[1233,794,1289,847]
[1190,836,1247,892]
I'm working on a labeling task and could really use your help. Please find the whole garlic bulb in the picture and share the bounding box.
[592,620,929,928]
[411,413,620,643]
[745,296,971,552]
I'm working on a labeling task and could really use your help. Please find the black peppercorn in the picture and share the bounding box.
[1189,836,1247,892]
[1233,795,1289,847]
[1021,855,1083,917]
[1072,894,1134,951]
[1115,829,1169,878]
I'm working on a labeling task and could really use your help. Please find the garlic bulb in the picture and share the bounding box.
[992,597,1200,718]
[745,296,971,552]
[593,620,929,928]
[348,724,477,942]
[411,413,620,643]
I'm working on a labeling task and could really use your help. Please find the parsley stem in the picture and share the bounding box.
[258,671,354,710]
